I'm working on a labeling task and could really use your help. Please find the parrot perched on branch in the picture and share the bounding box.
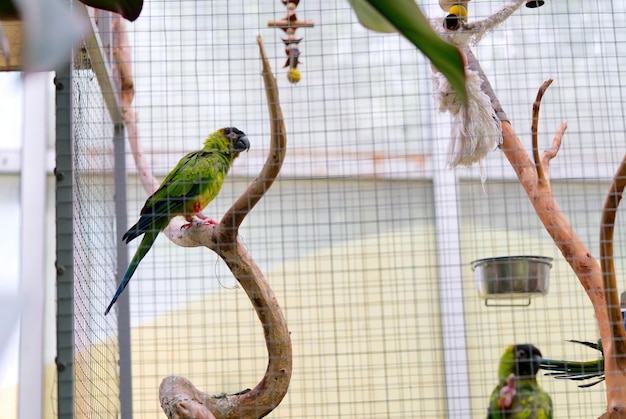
[539,339,605,388]
[488,344,553,418]
[105,127,250,315]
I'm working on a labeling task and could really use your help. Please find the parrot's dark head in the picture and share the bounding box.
[220,127,250,155]
[512,343,542,379]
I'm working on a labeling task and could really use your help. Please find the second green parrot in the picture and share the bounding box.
[105,127,250,315]
[488,344,553,419]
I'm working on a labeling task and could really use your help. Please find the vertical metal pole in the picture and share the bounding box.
[432,113,471,415]
[55,63,75,418]
[18,72,49,419]
[114,123,133,417]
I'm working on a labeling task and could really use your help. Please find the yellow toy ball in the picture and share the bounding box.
[439,0,470,12]
[449,4,468,21]
[287,68,301,83]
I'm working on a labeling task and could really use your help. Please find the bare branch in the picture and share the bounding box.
[219,35,287,240]
[542,121,566,164]
[600,154,626,357]
[501,120,603,290]
[111,16,134,110]
[112,16,159,195]
[460,0,526,45]
[160,376,216,419]
[531,79,553,184]
[432,0,526,49]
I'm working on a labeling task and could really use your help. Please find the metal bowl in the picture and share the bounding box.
[471,256,552,299]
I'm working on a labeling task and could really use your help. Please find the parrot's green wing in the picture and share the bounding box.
[146,150,228,212]
[126,150,231,241]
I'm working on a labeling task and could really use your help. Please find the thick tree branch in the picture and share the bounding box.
[113,28,291,418]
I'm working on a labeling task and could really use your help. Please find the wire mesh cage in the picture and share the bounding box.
[72,65,120,417]
[58,43,122,417]
[56,0,626,418]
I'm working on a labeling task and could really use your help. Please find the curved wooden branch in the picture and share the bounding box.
[159,35,290,419]
[531,79,552,184]
[160,234,291,418]
[115,31,291,418]
[157,35,291,419]
[600,154,626,358]
[219,36,287,240]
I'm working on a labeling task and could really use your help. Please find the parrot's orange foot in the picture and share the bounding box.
[180,218,217,230]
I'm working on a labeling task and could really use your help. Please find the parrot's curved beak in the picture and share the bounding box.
[234,135,250,152]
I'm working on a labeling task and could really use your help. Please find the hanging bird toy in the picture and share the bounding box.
[268,0,314,83]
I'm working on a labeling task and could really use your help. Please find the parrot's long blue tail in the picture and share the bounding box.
[105,231,159,315]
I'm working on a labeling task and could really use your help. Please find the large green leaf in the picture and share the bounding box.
[78,0,143,21]
[348,0,467,105]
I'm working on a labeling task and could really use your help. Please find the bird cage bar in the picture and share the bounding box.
[55,59,76,419]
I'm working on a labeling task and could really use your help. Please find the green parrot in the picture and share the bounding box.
[539,339,605,388]
[488,344,553,419]
[105,127,250,315]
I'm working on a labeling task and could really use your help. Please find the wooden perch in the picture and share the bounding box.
[601,155,626,345]
[113,29,291,418]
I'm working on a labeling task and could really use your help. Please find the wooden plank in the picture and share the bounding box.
[0,19,23,71]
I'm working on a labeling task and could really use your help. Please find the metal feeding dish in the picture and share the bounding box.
[471,256,552,305]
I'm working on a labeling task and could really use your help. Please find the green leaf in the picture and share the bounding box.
[347,0,396,33]
[78,0,143,22]
[349,0,467,105]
